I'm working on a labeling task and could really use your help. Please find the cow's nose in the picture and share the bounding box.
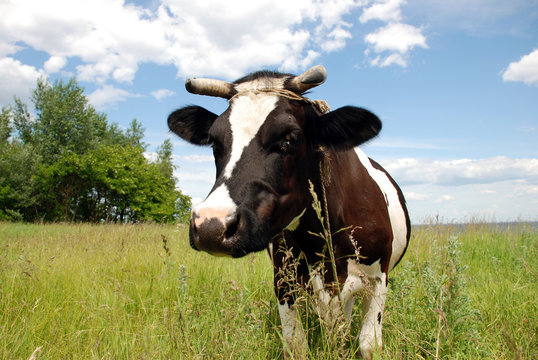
[189,207,240,256]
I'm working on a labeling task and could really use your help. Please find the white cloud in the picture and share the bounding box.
[320,24,353,52]
[151,89,176,101]
[44,55,67,73]
[369,53,407,67]
[435,194,454,203]
[365,22,427,54]
[0,0,365,83]
[0,57,44,105]
[360,0,427,68]
[384,156,538,187]
[87,85,142,110]
[404,191,429,201]
[502,49,538,86]
[360,0,405,23]
[402,180,538,223]
[143,152,159,163]
[0,0,427,90]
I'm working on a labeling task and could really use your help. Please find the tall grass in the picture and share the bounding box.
[0,221,536,359]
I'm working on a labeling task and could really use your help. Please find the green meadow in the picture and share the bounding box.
[1,222,536,359]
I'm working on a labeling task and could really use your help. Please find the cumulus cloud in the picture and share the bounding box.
[384,156,538,186]
[365,22,427,54]
[502,49,538,86]
[0,0,428,105]
[0,0,363,82]
[150,89,176,101]
[364,22,427,67]
[87,85,142,110]
[44,56,67,73]
[359,0,405,23]
[0,57,44,104]
[360,0,427,67]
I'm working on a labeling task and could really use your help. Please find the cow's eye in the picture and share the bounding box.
[280,133,296,153]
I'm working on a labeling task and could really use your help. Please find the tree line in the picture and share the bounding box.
[0,78,191,223]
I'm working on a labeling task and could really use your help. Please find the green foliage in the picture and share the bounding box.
[0,121,38,221]
[0,106,11,145]
[27,78,109,163]
[0,78,190,223]
[125,118,146,149]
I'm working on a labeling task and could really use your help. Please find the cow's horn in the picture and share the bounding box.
[185,78,234,99]
[289,65,327,94]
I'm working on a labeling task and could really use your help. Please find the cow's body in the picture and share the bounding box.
[168,66,410,359]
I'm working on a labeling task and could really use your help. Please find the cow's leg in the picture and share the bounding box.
[358,274,387,360]
[343,295,356,322]
[341,259,370,322]
[278,300,307,359]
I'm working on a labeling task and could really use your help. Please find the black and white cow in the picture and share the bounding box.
[168,65,410,359]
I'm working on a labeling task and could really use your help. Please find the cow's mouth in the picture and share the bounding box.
[189,207,273,258]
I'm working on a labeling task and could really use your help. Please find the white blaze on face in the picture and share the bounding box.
[223,93,278,179]
[222,78,287,179]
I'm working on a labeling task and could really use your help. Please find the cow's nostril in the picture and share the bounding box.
[225,214,239,239]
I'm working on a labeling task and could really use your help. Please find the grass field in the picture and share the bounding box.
[1,221,536,359]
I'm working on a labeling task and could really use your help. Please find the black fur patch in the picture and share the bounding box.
[167,105,218,145]
[306,105,382,150]
[233,70,293,85]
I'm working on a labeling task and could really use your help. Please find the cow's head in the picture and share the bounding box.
[168,65,381,257]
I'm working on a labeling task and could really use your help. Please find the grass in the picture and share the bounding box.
[0,221,536,359]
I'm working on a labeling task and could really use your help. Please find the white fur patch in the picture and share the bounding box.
[278,300,307,357]
[223,92,278,179]
[354,148,408,271]
[192,184,236,227]
[341,259,383,310]
[278,301,297,340]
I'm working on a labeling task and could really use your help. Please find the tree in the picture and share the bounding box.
[0,106,11,145]
[156,138,174,179]
[0,106,38,221]
[1,77,191,223]
[126,119,146,149]
[26,78,109,163]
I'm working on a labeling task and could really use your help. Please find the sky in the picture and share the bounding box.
[1,0,537,223]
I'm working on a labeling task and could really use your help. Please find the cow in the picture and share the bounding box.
[167,65,410,359]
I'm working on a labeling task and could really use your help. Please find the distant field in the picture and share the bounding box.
[1,222,536,359]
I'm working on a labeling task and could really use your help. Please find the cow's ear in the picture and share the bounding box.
[168,106,218,145]
[307,106,382,150]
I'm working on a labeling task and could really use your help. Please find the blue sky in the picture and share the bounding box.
[1,0,537,223]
